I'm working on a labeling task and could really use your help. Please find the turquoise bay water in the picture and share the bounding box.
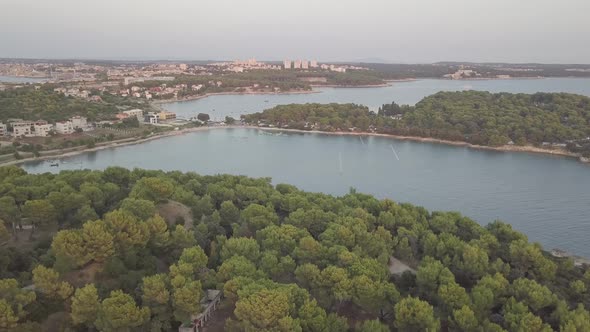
[19,78,590,256]
[162,78,590,121]
[22,128,590,257]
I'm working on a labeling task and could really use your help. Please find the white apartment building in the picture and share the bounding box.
[330,65,346,73]
[0,123,7,136]
[293,60,302,69]
[310,60,318,68]
[70,116,88,130]
[283,60,291,69]
[301,60,309,69]
[123,109,144,120]
[34,124,53,137]
[55,121,74,135]
[12,122,33,137]
[229,66,244,73]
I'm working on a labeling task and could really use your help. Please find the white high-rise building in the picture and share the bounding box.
[283,60,291,69]
[293,60,302,69]
[301,60,309,69]
[310,60,318,68]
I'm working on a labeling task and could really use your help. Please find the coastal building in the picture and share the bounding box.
[123,109,144,120]
[34,123,53,137]
[0,123,6,136]
[11,121,34,137]
[179,63,188,71]
[55,121,74,135]
[145,112,159,124]
[329,65,346,73]
[283,60,291,69]
[445,69,478,80]
[301,60,309,69]
[158,111,177,120]
[228,66,244,73]
[70,116,88,130]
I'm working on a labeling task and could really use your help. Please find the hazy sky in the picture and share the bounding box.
[1,0,589,63]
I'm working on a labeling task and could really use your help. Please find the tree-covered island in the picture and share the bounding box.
[243,91,590,157]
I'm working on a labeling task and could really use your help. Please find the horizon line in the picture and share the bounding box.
[2,57,590,66]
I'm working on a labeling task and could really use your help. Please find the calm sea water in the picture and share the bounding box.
[162,78,590,121]
[22,128,590,257]
[0,75,48,83]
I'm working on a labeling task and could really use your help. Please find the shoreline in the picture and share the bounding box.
[385,78,419,83]
[151,89,319,105]
[149,76,578,106]
[0,126,228,167]
[3,125,587,167]
[252,126,583,160]
[310,83,392,88]
[445,76,545,81]
[5,124,590,263]
[151,81,407,105]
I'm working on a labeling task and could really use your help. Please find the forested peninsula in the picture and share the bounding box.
[243,91,590,157]
[0,166,589,331]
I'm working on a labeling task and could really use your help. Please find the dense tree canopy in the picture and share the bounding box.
[243,91,590,155]
[0,86,149,122]
[0,166,588,331]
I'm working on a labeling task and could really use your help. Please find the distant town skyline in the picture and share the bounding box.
[1,0,590,63]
